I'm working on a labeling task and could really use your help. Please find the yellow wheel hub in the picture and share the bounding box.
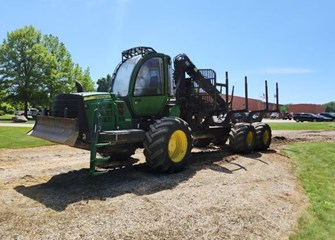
[246,130,254,148]
[263,129,270,144]
[168,130,188,163]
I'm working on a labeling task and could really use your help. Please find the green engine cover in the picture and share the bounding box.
[82,92,132,132]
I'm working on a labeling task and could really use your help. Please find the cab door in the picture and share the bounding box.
[130,56,168,117]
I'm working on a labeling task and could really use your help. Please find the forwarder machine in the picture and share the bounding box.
[29,47,279,176]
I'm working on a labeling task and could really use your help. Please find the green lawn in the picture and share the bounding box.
[0,114,35,124]
[284,142,335,240]
[268,121,335,131]
[0,114,14,121]
[272,121,335,239]
[0,126,53,149]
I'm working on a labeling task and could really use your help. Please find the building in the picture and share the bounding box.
[288,104,325,114]
[221,95,278,111]
[220,94,324,115]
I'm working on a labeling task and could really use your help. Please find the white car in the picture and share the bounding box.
[15,107,41,119]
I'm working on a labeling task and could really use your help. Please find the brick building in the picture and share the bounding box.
[220,95,324,114]
[288,104,325,114]
[221,95,278,111]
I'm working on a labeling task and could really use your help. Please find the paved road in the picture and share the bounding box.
[263,119,295,123]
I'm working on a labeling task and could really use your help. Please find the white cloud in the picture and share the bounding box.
[261,67,315,74]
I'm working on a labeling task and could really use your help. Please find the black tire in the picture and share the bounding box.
[143,117,193,173]
[252,122,272,151]
[229,123,256,153]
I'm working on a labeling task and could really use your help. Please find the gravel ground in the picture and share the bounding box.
[1,130,334,239]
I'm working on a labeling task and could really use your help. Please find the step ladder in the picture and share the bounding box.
[90,108,111,176]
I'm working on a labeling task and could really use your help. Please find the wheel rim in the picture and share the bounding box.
[168,130,188,163]
[246,130,254,148]
[263,129,270,145]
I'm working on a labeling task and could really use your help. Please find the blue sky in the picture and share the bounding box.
[1,0,334,104]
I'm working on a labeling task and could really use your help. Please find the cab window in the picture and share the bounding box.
[134,57,163,97]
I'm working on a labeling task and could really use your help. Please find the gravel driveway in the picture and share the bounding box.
[1,130,334,239]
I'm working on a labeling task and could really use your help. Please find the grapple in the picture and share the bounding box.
[28,116,79,146]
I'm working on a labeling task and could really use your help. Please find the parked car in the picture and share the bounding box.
[316,114,333,122]
[15,107,41,119]
[231,112,261,123]
[293,113,332,122]
[280,112,292,120]
[270,112,279,119]
[320,112,335,121]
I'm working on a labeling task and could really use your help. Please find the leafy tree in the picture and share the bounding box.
[0,89,15,115]
[72,65,94,92]
[97,74,111,92]
[0,26,46,117]
[324,101,335,112]
[0,102,15,115]
[280,104,289,113]
[41,34,74,109]
[0,25,94,116]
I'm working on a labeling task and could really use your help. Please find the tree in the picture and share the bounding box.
[0,25,95,116]
[0,88,15,115]
[97,74,111,92]
[324,101,335,112]
[0,26,46,117]
[72,65,95,92]
[41,34,74,109]
[280,104,289,113]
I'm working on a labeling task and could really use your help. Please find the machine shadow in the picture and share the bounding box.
[14,148,271,212]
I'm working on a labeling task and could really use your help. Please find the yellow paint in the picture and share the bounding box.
[168,130,188,163]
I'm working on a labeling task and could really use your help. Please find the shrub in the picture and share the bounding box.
[0,102,15,114]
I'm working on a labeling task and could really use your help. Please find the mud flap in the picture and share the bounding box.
[28,116,79,146]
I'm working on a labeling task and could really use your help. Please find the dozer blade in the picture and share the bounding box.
[28,116,79,146]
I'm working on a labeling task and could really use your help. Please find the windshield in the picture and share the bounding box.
[112,55,142,96]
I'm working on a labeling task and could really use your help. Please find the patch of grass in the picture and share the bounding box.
[284,142,335,240]
[0,114,14,121]
[268,122,335,131]
[0,114,35,124]
[0,127,54,149]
